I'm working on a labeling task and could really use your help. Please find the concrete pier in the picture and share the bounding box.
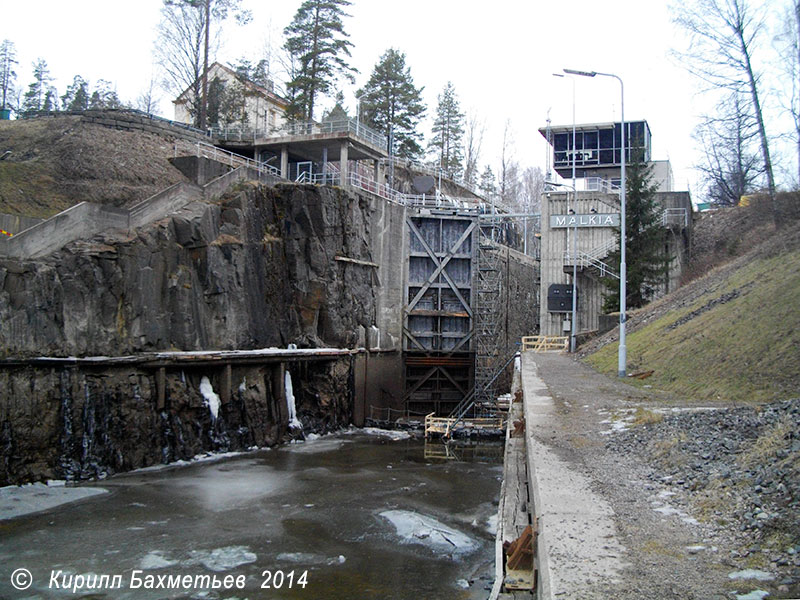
[519,351,626,598]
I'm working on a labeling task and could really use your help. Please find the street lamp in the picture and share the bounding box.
[552,72,578,353]
[563,68,627,377]
[355,94,366,138]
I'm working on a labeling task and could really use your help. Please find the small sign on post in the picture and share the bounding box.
[550,213,620,228]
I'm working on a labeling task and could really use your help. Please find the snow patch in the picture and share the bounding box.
[360,427,412,441]
[727,569,775,581]
[0,482,107,521]
[380,510,476,555]
[140,550,178,570]
[200,376,220,420]
[184,546,257,572]
[486,513,498,536]
[735,591,770,600]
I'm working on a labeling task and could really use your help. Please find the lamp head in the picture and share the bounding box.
[563,68,596,77]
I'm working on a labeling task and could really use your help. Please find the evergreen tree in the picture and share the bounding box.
[283,0,356,121]
[61,75,90,111]
[601,151,671,312]
[356,48,426,159]
[479,165,497,197]
[43,87,59,111]
[21,58,52,115]
[428,81,464,178]
[89,80,122,109]
[0,39,17,112]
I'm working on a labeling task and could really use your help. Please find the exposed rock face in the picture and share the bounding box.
[0,358,353,485]
[0,182,378,484]
[0,182,377,356]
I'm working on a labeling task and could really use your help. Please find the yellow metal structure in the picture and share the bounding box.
[521,335,569,353]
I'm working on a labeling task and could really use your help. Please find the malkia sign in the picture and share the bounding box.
[549,213,620,228]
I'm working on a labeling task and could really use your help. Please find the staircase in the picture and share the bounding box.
[563,239,619,279]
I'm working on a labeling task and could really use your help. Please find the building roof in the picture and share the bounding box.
[538,120,651,143]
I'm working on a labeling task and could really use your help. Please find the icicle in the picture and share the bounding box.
[200,376,220,421]
[284,371,302,430]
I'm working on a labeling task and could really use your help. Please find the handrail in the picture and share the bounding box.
[585,177,621,194]
[194,141,281,179]
[662,207,688,228]
[210,117,388,149]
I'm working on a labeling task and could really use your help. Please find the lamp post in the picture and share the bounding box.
[563,68,627,377]
[355,94,366,138]
[553,72,578,352]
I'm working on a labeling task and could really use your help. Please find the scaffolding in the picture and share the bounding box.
[473,222,504,408]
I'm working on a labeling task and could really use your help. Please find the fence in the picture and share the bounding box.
[521,336,569,353]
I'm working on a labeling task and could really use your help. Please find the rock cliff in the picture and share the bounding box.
[0,181,377,356]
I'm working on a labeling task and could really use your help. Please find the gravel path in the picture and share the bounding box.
[528,352,799,600]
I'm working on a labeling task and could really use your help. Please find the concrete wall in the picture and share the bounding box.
[1,202,129,259]
[367,194,408,351]
[539,189,693,338]
[540,191,621,337]
[0,213,43,235]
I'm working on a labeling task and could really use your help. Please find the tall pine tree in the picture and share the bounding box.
[602,150,671,312]
[284,0,356,122]
[0,39,17,113]
[428,81,464,178]
[357,48,425,158]
[21,58,52,115]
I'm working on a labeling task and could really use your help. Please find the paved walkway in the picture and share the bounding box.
[520,351,735,599]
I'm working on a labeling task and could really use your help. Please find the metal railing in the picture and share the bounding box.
[564,238,619,279]
[585,177,621,194]
[295,171,339,185]
[194,142,281,178]
[564,248,619,279]
[210,117,388,149]
[662,207,688,228]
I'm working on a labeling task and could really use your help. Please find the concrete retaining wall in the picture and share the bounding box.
[1,203,129,259]
[31,109,209,143]
[0,213,42,235]
[129,182,200,229]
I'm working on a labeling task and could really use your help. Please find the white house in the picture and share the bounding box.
[173,62,289,133]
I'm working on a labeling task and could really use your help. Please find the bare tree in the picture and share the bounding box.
[157,0,249,128]
[155,3,209,125]
[673,0,777,221]
[463,110,485,187]
[775,0,800,187]
[499,120,521,208]
[694,92,765,205]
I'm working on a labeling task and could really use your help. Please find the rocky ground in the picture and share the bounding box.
[528,352,800,600]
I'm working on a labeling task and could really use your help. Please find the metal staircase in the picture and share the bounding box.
[564,239,619,279]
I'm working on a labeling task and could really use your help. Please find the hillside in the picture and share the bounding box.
[0,115,200,218]
[582,194,800,404]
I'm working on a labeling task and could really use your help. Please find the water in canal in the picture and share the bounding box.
[0,431,502,599]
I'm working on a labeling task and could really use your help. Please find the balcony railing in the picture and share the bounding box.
[210,118,388,150]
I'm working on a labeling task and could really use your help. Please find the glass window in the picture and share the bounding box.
[599,128,613,149]
[584,131,598,149]
[554,133,567,151]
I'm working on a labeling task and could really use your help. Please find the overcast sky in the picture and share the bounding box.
[1,0,794,201]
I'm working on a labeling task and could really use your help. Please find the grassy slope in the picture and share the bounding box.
[0,116,196,218]
[586,227,800,404]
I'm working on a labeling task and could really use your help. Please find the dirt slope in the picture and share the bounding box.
[0,115,199,218]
